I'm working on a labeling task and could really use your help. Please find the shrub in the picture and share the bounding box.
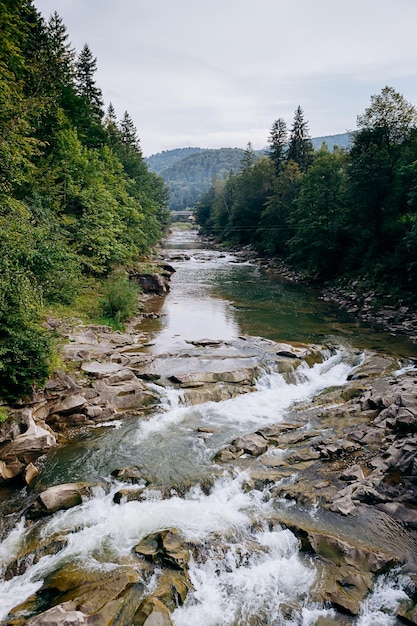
[100,270,140,324]
[0,270,52,402]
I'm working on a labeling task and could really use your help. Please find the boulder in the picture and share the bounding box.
[232,433,268,456]
[134,597,173,626]
[54,394,87,415]
[0,409,56,479]
[93,378,159,411]
[27,482,92,517]
[135,530,190,570]
[132,273,170,294]
[81,361,126,378]
[26,602,99,625]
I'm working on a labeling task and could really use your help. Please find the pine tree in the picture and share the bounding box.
[287,106,313,172]
[268,117,287,176]
[75,43,103,118]
[119,110,141,153]
[45,11,75,91]
[240,141,256,170]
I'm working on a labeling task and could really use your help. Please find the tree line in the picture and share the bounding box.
[196,87,417,305]
[0,1,170,401]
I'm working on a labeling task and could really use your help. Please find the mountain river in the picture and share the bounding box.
[1,230,417,625]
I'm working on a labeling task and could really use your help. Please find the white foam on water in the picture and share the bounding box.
[0,473,276,620]
[356,572,412,626]
[172,527,322,626]
[135,349,354,443]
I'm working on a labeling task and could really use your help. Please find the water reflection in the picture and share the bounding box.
[155,230,417,359]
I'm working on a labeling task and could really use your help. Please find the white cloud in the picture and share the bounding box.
[35,0,417,155]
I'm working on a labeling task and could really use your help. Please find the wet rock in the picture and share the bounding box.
[113,486,146,504]
[39,565,142,623]
[313,562,374,615]
[111,466,146,485]
[132,272,170,294]
[26,602,99,625]
[134,530,190,570]
[27,482,92,517]
[24,462,39,486]
[307,530,400,573]
[134,597,173,626]
[232,433,268,456]
[168,366,259,387]
[376,502,417,528]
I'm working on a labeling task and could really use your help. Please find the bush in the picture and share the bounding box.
[100,270,140,324]
[0,270,52,402]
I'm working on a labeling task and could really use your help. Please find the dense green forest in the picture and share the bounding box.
[0,1,170,401]
[196,87,417,304]
[155,148,247,211]
[146,135,350,211]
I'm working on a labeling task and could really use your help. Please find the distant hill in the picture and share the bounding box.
[311,132,351,150]
[145,147,204,175]
[147,147,247,211]
[146,133,350,211]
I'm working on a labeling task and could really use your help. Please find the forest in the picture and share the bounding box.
[146,135,350,212]
[196,88,417,306]
[0,1,170,401]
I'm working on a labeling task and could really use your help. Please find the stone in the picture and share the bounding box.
[26,602,98,625]
[93,378,159,411]
[24,462,39,486]
[232,433,268,456]
[0,409,56,471]
[81,361,126,378]
[327,493,357,516]
[39,484,83,512]
[376,502,417,528]
[54,394,87,415]
[134,598,173,626]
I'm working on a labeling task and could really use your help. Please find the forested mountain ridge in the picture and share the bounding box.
[149,148,247,211]
[195,89,417,308]
[146,134,350,210]
[0,1,170,401]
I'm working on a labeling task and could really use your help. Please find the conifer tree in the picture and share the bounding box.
[268,117,287,176]
[287,105,313,172]
[75,43,103,118]
[119,110,141,153]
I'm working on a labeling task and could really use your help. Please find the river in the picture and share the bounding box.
[1,229,416,625]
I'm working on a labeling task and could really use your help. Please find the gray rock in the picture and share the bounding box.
[232,433,268,456]
[81,361,125,378]
[54,394,86,415]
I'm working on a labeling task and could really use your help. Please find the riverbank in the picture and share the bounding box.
[223,240,417,346]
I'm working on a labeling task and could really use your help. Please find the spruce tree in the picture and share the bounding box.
[119,110,141,153]
[287,105,313,172]
[268,117,287,176]
[75,43,104,118]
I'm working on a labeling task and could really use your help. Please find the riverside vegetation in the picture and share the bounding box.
[0,1,170,403]
[195,87,417,318]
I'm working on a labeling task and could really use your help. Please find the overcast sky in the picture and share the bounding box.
[35,0,417,156]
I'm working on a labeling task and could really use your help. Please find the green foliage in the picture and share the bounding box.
[149,147,251,211]
[0,407,9,423]
[0,5,169,400]
[195,86,417,303]
[0,268,52,402]
[100,271,140,325]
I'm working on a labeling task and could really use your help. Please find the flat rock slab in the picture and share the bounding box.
[81,361,126,378]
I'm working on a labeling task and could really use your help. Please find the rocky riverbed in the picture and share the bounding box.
[1,249,417,624]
